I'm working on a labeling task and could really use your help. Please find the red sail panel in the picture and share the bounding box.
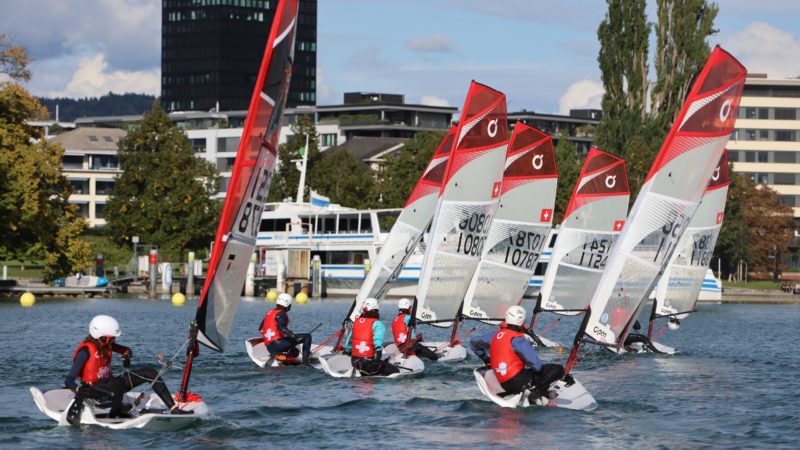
[707,150,729,191]
[443,81,509,188]
[404,126,456,207]
[501,122,556,195]
[563,148,630,218]
[195,0,299,352]
[646,47,746,182]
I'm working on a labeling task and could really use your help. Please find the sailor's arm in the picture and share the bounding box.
[511,336,543,372]
[65,348,89,390]
[469,330,494,364]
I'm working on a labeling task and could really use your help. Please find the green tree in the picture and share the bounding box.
[105,101,221,259]
[0,37,91,280]
[715,171,749,277]
[378,131,445,208]
[308,148,378,209]
[267,115,320,203]
[553,133,581,224]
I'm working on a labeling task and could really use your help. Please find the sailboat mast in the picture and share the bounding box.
[296,132,310,203]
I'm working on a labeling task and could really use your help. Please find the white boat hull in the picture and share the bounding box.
[473,368,597,411]
[614,339,677,355]
[245,337,333,368]
[318,353,424,378]
[383,341,467,363]
[30,387,209,431]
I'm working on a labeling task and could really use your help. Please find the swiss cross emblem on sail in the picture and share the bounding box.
[491,182,502,198]
[716,212,724,224]
[613,220,625,231]
[540,209,552,223]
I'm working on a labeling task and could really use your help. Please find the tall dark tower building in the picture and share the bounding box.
[161,0,316,112]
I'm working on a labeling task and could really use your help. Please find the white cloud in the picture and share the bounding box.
[419,95,450,107]
[558,79,604,114]
[406,32,455,53]
[47,53,159,98]
[722,22,800,78]
[316,69,339,104]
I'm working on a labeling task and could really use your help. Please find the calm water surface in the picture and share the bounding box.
[0,295,797,449]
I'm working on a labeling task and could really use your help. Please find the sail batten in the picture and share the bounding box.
[193,0,299,353]
[575,47,745,352]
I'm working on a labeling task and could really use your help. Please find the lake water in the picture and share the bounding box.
[0,295,798,449]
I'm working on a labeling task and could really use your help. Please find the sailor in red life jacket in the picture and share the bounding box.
[259,293,312,363]
[391,298,438,361]
[64,315,191,422]
[469,306,572,405]
[343,298,400,376]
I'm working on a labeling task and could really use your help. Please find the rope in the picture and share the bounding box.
[311,329,342,356]
[130,337,192,406]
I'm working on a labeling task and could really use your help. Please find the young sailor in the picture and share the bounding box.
[391,298,438,361]
[344,298,400,376]
[470,305,569,405]
[65,315,190,420]
[259,293,312,363]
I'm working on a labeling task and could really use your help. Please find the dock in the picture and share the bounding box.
[0,281,116,297]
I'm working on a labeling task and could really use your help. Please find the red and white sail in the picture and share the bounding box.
[415,81,508,326]
[577,46,745,350]
[194,0,299,352]
[348,127,456,321]
[461,123,557,322]
[652,150,729,320]
[539,148,629,316]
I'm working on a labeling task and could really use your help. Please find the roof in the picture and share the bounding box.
[334,136,409,161]
[48,127,126,151]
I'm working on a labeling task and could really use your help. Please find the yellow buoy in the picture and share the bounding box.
[20,292,36,307]
[171,292,186,306]
[266,290,278,302]
[295,292,308,304]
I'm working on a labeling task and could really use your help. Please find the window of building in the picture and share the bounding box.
[774,108,797,120]
[88,135,98,142]
[320,133,337,147]
[217,137,240,153]
[69,179,90,195]
[774,152,796,164]
[728,151,739,162]
[779,195,796,207]
[95,203,106,217]
[774,173,795,185]
[63,155,84,170]
[745,151,755,163]
[743,129,756,141]
[740,107,756,119]
[756,173,769,184]
[758,129,769,140]
[758,108,769,119]
[775,130,797,142]
[95,180,115,195]
[216,157,236,172]
[71,202,89,218]
[757,151,769,163]
[90,155,119,170]
[190,138,206,153]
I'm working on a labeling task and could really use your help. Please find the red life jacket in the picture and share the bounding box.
[489,323,525,383]
[261,309,285,345]
[351,317,377,358]
[73,340,112,384]
[392,313,410,347]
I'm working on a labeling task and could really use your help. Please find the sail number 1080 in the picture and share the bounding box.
[455,212,491,256]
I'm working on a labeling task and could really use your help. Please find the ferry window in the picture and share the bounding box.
[534,262,548,276]
[299,216,312,233]
[360,214,372,233]
[351,251,368,264]
[338,214,358,233]
[259,218,290,232]
[319,216,336,233]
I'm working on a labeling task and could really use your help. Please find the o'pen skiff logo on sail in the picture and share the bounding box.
[719,98,732,121]
[712,166,720,181]
[487,119,499,138]
[605,175,617,189]
[532,153,544,170]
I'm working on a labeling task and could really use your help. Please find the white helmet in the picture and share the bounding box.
[505,305,526,327]
[668,318,681,331]
[89,315,121,339]
[363,298,379,312]
[277,293,293,308]
[398,298,412,310]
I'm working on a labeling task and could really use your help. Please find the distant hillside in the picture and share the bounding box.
[38,92,158,122]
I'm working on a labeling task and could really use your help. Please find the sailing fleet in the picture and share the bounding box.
[30,0,749,429]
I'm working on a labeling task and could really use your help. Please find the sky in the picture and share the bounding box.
[1,0,799,115]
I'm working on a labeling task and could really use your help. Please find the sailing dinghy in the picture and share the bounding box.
[564,47,745,375]
[626,151,730,354]
[411,81,509,362]
[473,367,597,411]
[531,148,630,348]
[31,0,303,429]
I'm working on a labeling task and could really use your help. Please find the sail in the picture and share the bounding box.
[461,123,557,322]
[580,46,745,349]
[653,150,729,319]
[194,0,299,352]
[347,127,456,321]
[538,148,629,316]
[415,81,508,326]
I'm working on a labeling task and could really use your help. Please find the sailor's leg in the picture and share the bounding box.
[532,363,565,396]
[295,333,312,360]
[379,359,400,376]
[499,368,536,395]
[127,366,176,409]
[267,338,294,356]
[95,376,126,416]
[412,342,439,361]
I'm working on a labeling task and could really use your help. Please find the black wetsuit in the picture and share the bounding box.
[259,309,311,360]
[66,344,176,416]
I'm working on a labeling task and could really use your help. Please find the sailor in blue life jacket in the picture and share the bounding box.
[470,305,571,405]
[65,315,191,422]
[344,298,400,376]
[392,298,438,361]
[259,293,312,363]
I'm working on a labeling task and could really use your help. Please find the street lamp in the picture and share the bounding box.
[132,236,139,281]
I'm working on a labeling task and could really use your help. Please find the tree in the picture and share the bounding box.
[104,101,221,260]
[715,172,750,277]
[267,115,320,203]
[0,37,91,279]
[307,148,378,209]
[378,131,445,208]
[553,133,582,224]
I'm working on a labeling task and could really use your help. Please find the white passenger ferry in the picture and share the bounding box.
[254,202,722,301]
